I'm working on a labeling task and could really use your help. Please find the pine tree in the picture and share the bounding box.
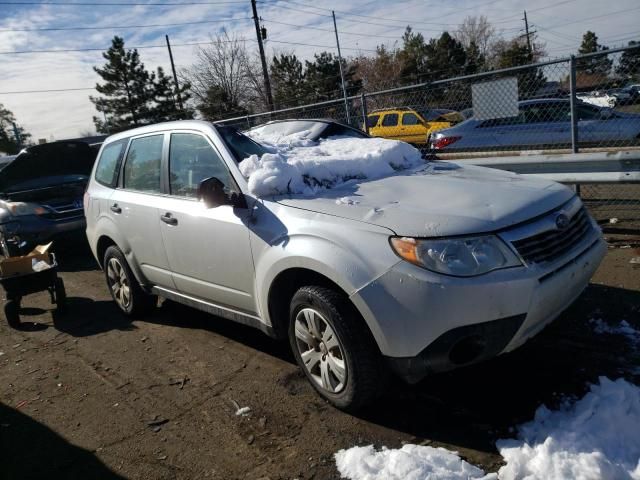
[151,67,193,122]
[424,32,468,81]
[577,31,612,75]
[304,52,361,103]
[90,36,155,133]
[0,104,30,154]
[616,41,640,81]
[398,27,429,83]
[270,54,306,107]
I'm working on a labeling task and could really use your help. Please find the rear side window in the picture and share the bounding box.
[382,114,398,127]
[95,139,126,187]
[366,115,380,128]
[123,135,163,193]
[402,113,420,125]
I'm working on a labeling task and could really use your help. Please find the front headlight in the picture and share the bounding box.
[4,202,48,217]
[390,235,521,277]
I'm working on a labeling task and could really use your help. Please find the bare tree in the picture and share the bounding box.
[352,45,404,92]
[182,30,259,119]
[455,16,496,59]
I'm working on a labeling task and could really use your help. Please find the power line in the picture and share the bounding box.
[263,18,404,39]
[0,1,245,5]
[0,87,95,94]
[267,38,377,52]
[0,18,252,32]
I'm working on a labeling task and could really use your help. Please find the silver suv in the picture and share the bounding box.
[85,121,606,410]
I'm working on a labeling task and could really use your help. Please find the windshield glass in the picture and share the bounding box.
[216,125,269,162]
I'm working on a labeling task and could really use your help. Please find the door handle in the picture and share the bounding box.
[110,204,122,214]
[160,212,178,226]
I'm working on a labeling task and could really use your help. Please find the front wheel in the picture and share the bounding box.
[288,286,383,411]
[103,246,157,317]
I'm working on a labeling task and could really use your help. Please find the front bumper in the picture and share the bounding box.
[0,214,86,248]
[350,234,606,383]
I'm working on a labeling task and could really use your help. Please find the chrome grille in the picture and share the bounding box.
[512,207,592,264]
[41,199,84,221]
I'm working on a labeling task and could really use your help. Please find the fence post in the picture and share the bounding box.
[569,55,579,154]
[361,93,369,134]
[246,115,250,129]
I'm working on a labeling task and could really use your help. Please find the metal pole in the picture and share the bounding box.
[361,93,369,134]
[332,11,350,124]
[11,122,22,150]
[165,35,184,116]
[569,55,579,154]
[251,0,274,111]
[523,11,532,55]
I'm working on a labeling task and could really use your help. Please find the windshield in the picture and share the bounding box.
[216,125,269,162]
[0,142,95,193]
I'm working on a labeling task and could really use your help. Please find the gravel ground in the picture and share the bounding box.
[1,235,639,480]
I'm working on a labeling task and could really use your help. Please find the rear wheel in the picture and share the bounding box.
[288,286,383,411]
[103,246,156,317]
[4,299,20,327]
[54,278,67,311]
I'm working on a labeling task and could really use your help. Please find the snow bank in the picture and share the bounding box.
[334,444,495,480]
[497,377,640,480]
[238,137,423,197]
[334,378,640,480]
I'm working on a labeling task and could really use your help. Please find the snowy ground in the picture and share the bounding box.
[240,133,423,197]
[335,377,640,480]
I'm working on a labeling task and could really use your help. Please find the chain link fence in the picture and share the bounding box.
[219,45,640,227]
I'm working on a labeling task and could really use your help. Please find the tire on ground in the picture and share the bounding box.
[288,285,384,411]
[103,246,157,317]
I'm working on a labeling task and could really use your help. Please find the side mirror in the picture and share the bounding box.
[197,177,247,209]
[197,177,229,208]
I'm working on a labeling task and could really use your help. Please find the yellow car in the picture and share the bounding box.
[365,107,463,145]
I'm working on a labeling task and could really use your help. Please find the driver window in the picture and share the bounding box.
[169,133,231,198]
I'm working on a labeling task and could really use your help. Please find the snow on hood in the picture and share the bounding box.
[278,163,573,237]
[238,136,423,197]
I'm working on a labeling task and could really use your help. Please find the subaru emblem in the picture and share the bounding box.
[555,213,570,231]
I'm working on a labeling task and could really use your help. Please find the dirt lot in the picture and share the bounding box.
[1,235,639,480]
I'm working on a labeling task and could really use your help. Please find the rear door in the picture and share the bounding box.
[108,132,175,289]
[155,131,256,314]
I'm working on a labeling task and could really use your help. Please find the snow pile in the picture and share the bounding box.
[246,126,316,148]
[497,377,640,480]
[238,137,423,197]
[334,444,495,480]
[334,378,640,480]
[590,318,640,346]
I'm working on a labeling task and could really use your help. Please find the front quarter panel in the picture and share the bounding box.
[250,199,400,328]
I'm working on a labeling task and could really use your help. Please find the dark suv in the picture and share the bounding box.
[0,141,98,255]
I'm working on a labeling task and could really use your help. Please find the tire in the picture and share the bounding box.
[288,286,383,411]
[4,299,20,327]
[103,246,156,317]
[54,278,67,311]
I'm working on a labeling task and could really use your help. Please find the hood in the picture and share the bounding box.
[0,141,95,194]
[276,163,574,237]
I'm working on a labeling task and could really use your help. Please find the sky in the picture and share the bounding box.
[0,0,639,142]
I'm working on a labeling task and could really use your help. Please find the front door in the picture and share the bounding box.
[156,131,256,314]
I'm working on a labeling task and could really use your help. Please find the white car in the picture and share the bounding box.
[85,121,606,409]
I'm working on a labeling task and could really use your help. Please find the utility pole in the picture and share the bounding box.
[332,11,350,124]
[251,0,274,111]
[523,10,532,55]
[165,35,184,116]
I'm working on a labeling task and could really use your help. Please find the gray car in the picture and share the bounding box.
[0,141,97,255]
[430,99,640,151]
[85,121,606,410]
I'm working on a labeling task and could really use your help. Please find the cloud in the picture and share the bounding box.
[0,0,638,140]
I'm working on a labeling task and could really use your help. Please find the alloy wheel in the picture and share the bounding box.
[294,307,347,393]
[107,257,131,310]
